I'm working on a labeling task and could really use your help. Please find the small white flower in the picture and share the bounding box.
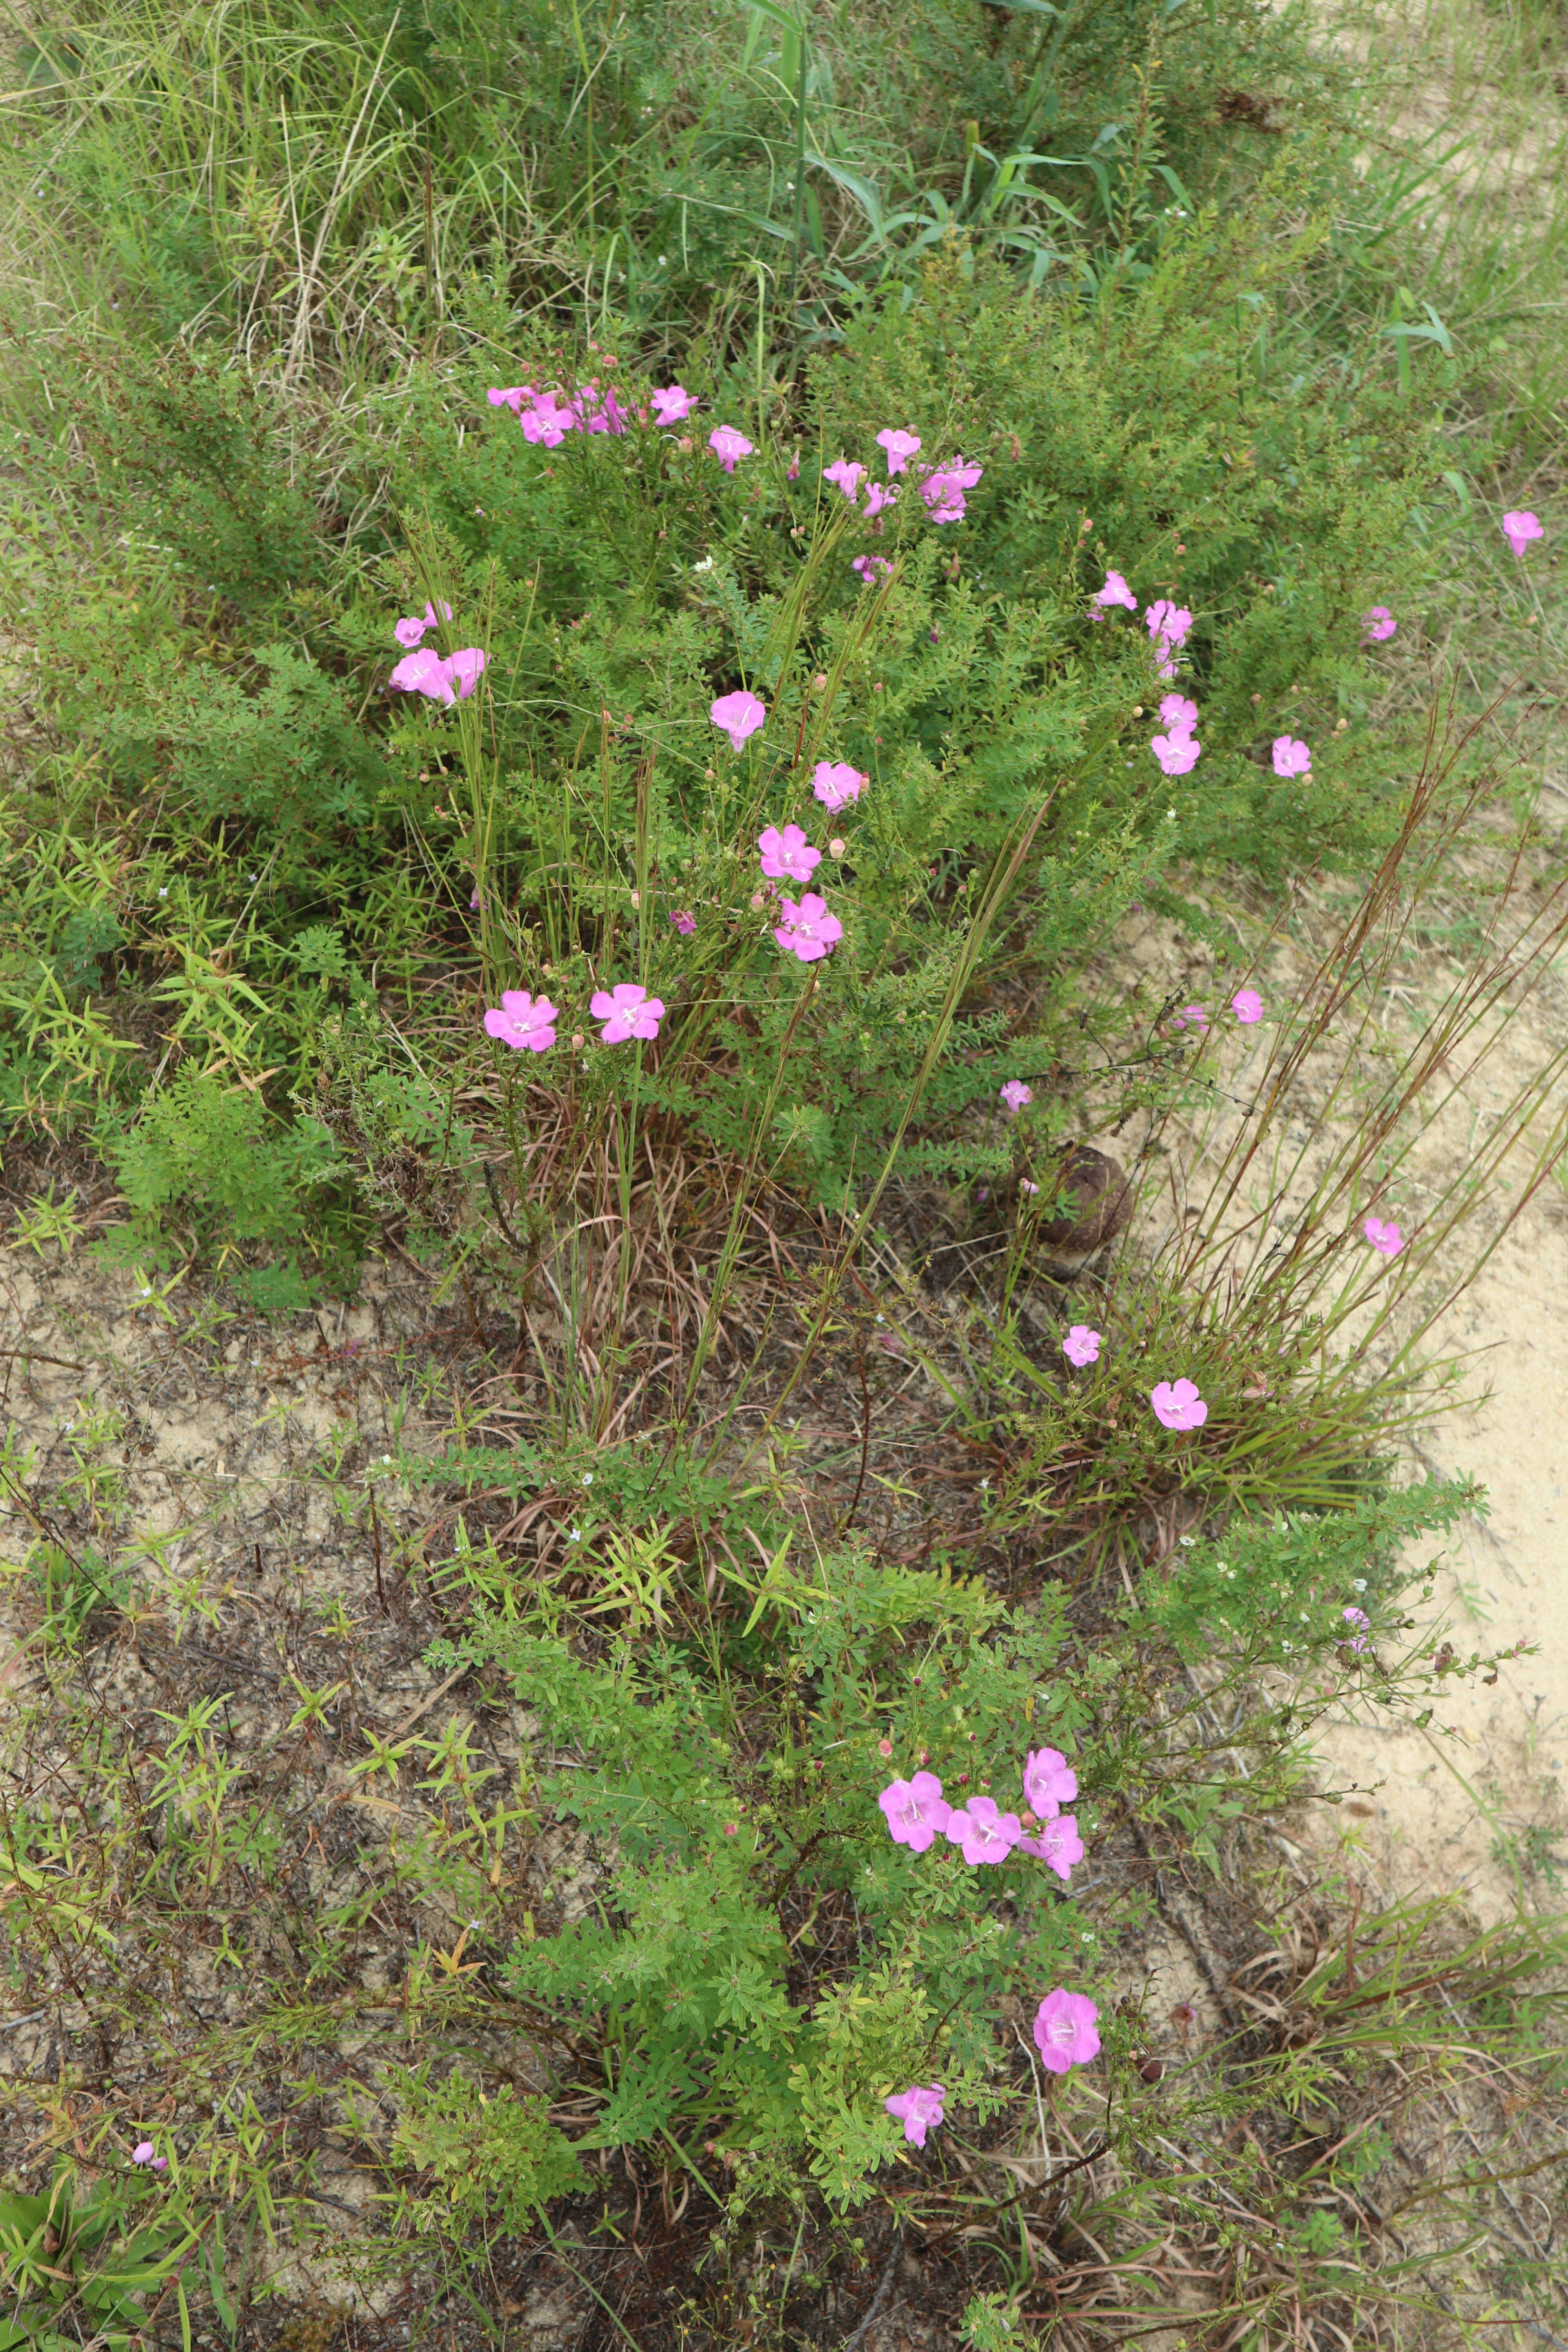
[582,1472,594,1486]
[1353,1578,1367,1592]
[568,1525,583,1543]
[693,556,714,573]
[158,887,168,898]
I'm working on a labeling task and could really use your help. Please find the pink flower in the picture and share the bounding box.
[1032,1989,1100,2075]
[1502,508,1544,558]
[577,383,630,435]
[852,554,893,585]
[1023,1746,1078,1819]
[393,598,454,650]
[1341,1604,1371,1653]
[670,909,697,936]
[823,457,866,502]
[131,2141,167,2171]
[710,425,755,473]
[710,690,766,750]
[1020,1179,1040,1195]
[1361,606,1397,643]
[651,384,693,425]
[1231,988,1263,1024]
[1152,730,1200,776]
[920,461,982,524]
[786,453,800,480]
[1151,1377,1208,1432]
[884,2082,946,2147]
[521,393,577,446]
[1092,571,1138,612]
[1272,736,1311,779]
[1159,693,1198,733]
[1172,1004,1208,1031]
[392,645,488,707]
[1363,1215,1402,1258]
[389,646,486,706]
[486,385,535,416]
[483,991,559,1053]
[1019,1813,1085,1882]
[1062,1325,1101,1368]
[773,893,842,962]
[864,481,898,517]
[878,1771,952,1854]
[590,983,666,1043]
[1147,599,1192,679]
[1000,1080,1033,1114]
[876,427,922,476]
[389,646,453,705]
[1146,599,1192,650]
[813,760,866,813]
[757,823,821,885]
[944,1793,1023,1865]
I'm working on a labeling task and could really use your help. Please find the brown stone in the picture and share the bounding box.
[1036,1146,1132,1259]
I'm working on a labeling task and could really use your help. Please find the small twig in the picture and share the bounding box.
[842,1334,872,1531]
[483,1159,526,1252]
[369,1486,387,1616]
[844,2228,902,2350]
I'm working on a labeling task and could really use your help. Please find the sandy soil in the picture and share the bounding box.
[1104,873,1568,1926]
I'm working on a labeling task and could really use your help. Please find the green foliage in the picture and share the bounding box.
[815,222,1449,890]
[71,343,323,619]
[960,2291,1035,2352]
[392,2074,586,2230]
[452,1544,1089,2208]
[352,201,1446,1207]
[0,2170,200,2352]
[0,0,1468,1261]
[25,1540,136,1651]
[1136,1476,1478,1664]
[90,640,394,842]
[99,1061,342,1305]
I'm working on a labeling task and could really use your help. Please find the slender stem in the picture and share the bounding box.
[789,11,808,307]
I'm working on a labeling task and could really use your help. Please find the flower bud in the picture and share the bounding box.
[829,837,846,858]
[629,889,641,906]
[571,1032,584,1050]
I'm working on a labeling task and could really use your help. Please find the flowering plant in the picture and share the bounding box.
[451,1539,1102,2209]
